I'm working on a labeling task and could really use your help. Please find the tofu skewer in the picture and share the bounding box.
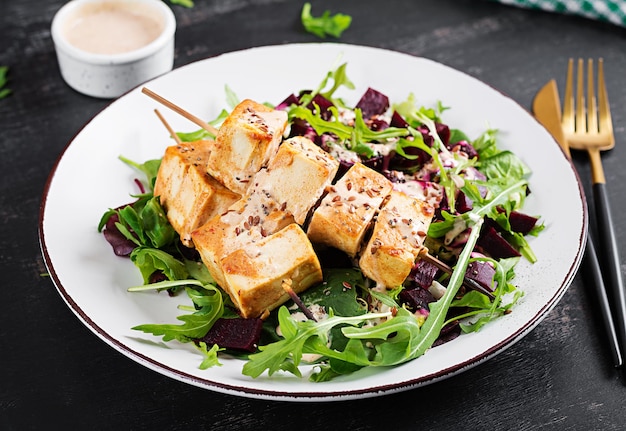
[146,92,493,320]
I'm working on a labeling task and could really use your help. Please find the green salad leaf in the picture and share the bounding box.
[168,0,194,7]
[301,3,352,39]
[132,283,224,342]
[0,66,10,99]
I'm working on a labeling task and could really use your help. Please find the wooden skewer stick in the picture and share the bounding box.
[419,249,496,301]
[141,87,219,136]
[153,109,182,144]
[282,279,317,321]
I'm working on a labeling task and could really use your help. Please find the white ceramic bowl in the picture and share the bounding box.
[51,0,176,98]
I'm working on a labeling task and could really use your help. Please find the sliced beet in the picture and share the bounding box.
[435,123,450,146]
[409,259,440,290]
[307,93,334,120]
[367,117,390,131]
[447,140,478,159]
[361,154,384,172]
[465,260,496,292]
[399,286,435,312]
[509,210,539,235]
[289,118,319,143]
[389,145,431,172]
[455,190,473,214]
[197,318,264,352]
[275,93,299,110]
[477,225,521,259]
[390,110,409,128]
[356,87,389,119]
[433,320,461,346]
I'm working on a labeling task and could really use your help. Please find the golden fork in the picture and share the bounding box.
[562,58,626,364]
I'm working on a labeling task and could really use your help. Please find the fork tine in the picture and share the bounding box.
[587,59,598,133]
[562,58,575,133]
[576,58,585,133]
[597,58,614,141]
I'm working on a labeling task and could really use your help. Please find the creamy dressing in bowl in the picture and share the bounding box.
[63,1,164,55]
[51,0,176,98]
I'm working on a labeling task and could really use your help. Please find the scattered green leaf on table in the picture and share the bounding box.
[0,66,11,99]
[301,2,352,38]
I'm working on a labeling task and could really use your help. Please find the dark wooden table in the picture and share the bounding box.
[2,0,626,429]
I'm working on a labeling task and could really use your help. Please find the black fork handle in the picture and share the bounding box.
[584,233,622,367]
[593,182,626,364]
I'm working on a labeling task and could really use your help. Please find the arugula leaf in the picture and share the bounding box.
[294,62,355,110]
[132,285,224,342]
[0,66,10,99]
[168,0,194,7]
[224,84,239,110]
[301,3,352,39]
[450,257,522,333]
[319,63,355,102]
[196,342,223,369]
[289,105,407,158]
[176,128,213,142]
[242,307,391,378]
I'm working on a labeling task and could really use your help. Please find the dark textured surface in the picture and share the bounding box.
[2,0,626,429]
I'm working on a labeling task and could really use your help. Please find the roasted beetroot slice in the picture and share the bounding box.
[456,190,474,214]
[197,318,263,352]
[435,123,451,146]
[433,321,461,347]
[448,140,478,159]
[289,118,319,142]
[465,260,496,292]
[477,225,521,259]
[410,259,440,290]
[399,287,435,312]
[275,93,299,110]
[509,210,539,234]
[356,87,389,119]
[390,110,409,128]
[367,118,390,131]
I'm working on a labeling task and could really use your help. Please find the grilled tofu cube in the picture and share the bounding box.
[359,191,434,288]
[191,193,295,288]
[307,163,393,257]
[207,99,288,194]
[154,140,240,247]
[252,136,339,225]
[221,223,323,318]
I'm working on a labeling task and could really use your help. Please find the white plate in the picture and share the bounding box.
[39,43,586,401]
